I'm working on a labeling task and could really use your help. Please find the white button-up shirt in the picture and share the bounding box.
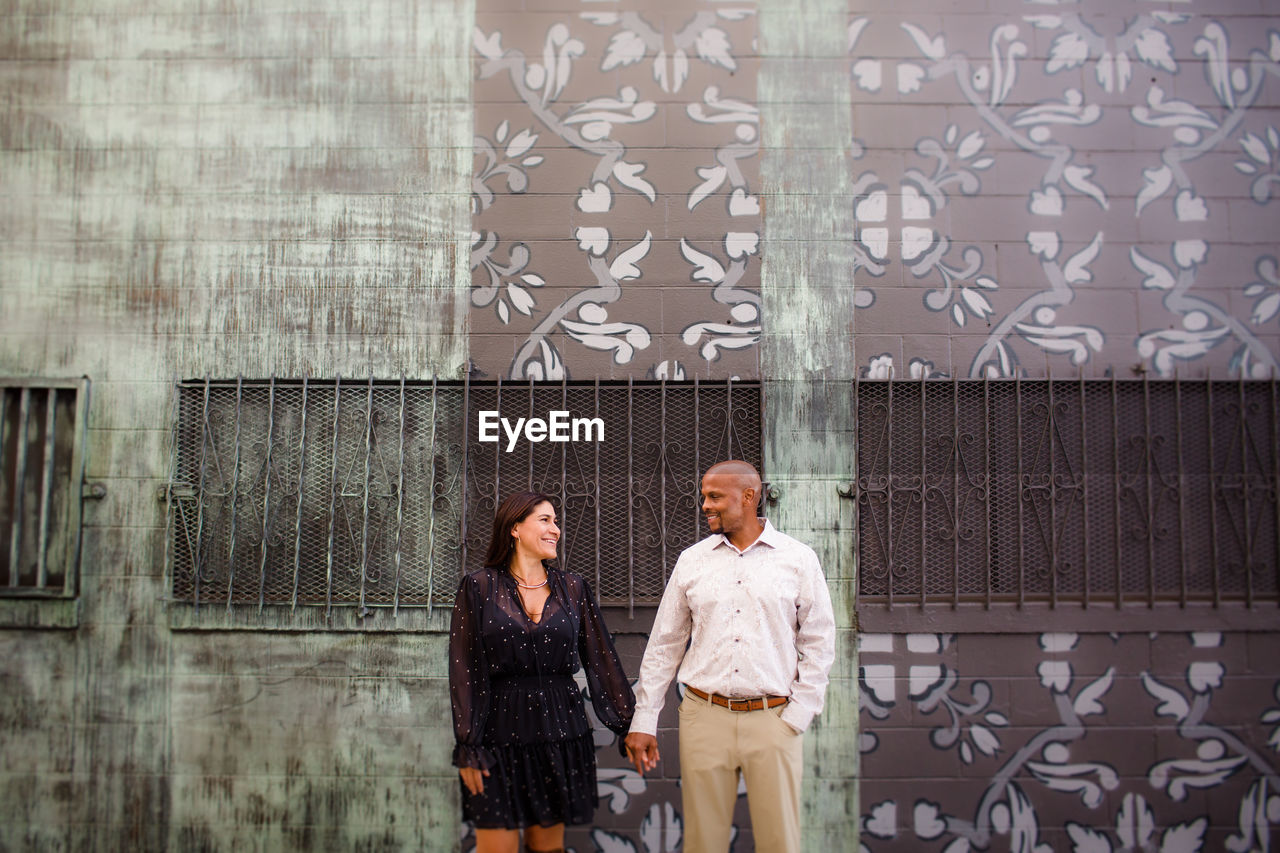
[629,519,836,735]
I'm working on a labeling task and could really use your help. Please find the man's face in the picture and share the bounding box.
[701,471,749,536]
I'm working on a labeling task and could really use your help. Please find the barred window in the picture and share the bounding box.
[1,379,90,598]
[166,377,761,619]
[167,378,464,614]
[853,377,1279,619]
[462,379,762,611]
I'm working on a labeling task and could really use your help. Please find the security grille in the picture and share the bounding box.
[167,377,761,613]
[1,379,90,597]
[853,377,1279,610]
[462,379,762,610]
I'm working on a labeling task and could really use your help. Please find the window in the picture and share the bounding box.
[1,379,90,600]
[167,378,464,616]
[166,377,761,622]
[462,378,762,612]
[852,377,1279,626]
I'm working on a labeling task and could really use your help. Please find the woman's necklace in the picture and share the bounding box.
[511,568,548,622]
[512,573,547,589]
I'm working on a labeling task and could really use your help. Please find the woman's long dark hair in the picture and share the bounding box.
[483,491,558,570]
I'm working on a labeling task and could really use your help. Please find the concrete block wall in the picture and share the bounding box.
[857,631,1280,851]
[2,0,1278,850]
[1,1,469,850]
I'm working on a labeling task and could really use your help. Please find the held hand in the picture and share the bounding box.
[459,766,489,796]
[624,732,660,776]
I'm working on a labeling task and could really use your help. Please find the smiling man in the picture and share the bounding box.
[623,460,836,853]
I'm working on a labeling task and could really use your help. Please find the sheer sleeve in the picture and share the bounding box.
[449,573,495,770]
[575,576,636,739]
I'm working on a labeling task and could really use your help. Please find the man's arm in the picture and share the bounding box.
[779,547,837,733]
[624,559,693,774]
[628,562,692,734]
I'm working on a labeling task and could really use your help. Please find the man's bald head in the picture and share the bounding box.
[704,460,762,492]
[700,461,764,546]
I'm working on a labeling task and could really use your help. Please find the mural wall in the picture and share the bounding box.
[858,632,1280,852]
[0,0,1276,850]
[471,0,1280,385]
[468,1,1280,851]
[470,0,762,381]
[844,0,1280,382]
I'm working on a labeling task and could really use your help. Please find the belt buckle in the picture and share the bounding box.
[726,696,751,712]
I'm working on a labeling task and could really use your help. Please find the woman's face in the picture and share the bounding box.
[511,501,559,562]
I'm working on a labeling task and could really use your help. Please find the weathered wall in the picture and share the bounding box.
[1,0,470,849]
[3,0,1279,850]
[757,0,861,849]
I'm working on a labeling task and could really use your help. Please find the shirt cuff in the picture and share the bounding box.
[629,709,661,736]
[779,703,813,734]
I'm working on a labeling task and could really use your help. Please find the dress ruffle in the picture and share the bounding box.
[461,732,599,829]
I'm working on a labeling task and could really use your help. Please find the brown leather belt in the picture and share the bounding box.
[686,685,788,712]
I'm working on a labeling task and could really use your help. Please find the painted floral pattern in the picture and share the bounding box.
[471,4,761,380]
[468,2,1280,848]
[858,632,1280,853]
[848,4,1280,381]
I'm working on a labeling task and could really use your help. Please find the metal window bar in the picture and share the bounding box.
[171,378,464,611]
[0,378,89,598]
[168,377,761,611]
[853,376,1280,610]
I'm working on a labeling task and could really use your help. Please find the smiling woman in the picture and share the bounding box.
[449,491,636,853]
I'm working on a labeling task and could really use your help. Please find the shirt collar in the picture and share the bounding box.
[715,518,781,555]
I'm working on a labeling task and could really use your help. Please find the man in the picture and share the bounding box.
[624,460,836,853]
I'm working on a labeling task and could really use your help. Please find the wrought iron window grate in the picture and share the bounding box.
[461,378,762,610]
[1,379,90,597]
[853,376,1279,610]
[166,377,761,614]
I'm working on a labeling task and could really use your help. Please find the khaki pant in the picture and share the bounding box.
[677,690,804,853]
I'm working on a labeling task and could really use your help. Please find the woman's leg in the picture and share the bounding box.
[522,822,566,852]
[474,828,520,853]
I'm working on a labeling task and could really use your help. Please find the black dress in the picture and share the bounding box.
[449,566,635,829]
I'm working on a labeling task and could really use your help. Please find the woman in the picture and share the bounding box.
[450,492,635,853]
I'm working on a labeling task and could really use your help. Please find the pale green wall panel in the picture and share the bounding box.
[0,0,473,849]
[759,0,861,848]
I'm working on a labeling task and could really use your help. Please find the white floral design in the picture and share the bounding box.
[853,123,998,329]
[470,233,546,325]
[1065,794,1208,853]
[847,11,1280,380]
[1235,126,1280,202]
[583,10,745,95]
[473,120,544,213]
[475,12,760,378]
[1245,256,1280,330]
[1027,11,1184,94]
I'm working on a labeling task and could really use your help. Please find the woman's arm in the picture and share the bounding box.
[575,575,636,737]
[449,573,495,774]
